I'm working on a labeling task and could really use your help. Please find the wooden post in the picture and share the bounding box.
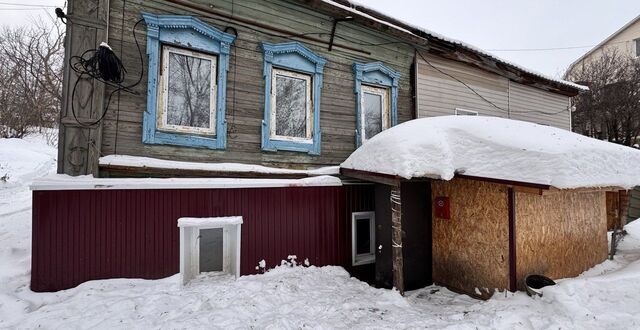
[507,187,517,292]
[58,0,107,176]
[390,185,404,295]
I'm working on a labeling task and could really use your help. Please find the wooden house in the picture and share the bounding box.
[34,0,625,297]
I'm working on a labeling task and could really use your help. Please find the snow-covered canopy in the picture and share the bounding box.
[341,116,640,189]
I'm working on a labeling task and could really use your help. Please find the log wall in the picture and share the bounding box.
[97,0,414,170]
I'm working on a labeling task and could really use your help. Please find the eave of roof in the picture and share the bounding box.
[567,14,640,73]
[303,0,588,96]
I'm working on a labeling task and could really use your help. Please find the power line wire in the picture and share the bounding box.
[0,2,57,8]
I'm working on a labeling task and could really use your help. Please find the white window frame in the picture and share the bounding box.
[178,217,242,285]
[270,68,313,143]
[454,108,479,116]
[351,211,376,266]
[158,45,218,135]
[360,84,390,143]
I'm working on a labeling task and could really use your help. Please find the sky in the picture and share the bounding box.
[1,0,639,78]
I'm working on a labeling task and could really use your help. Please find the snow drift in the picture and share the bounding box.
[341,116,640,189]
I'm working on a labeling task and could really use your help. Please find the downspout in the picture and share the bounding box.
[508,187,517,292]
[411,48,418,119]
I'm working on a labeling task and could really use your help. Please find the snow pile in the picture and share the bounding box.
[178,216,243,227]
[99,154,339,176]
[31,174,342,191]
[342,116,640,189]
[4,132,640,329]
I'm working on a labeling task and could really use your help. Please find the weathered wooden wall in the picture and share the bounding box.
[627,187,640,223]
[416,54,572,130]
[431,178,509,296]
[515,190,608,288]
[58,0,107,176]
[97,0,414,170]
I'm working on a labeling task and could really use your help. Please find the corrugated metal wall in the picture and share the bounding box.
[32,186,365,292]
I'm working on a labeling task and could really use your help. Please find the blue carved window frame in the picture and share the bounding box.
[353,62,400,147]
[261,42,326,155]
[141,13,236,150]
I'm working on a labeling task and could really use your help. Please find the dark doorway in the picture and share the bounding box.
[374,181,433,290]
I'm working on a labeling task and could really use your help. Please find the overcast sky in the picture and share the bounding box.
[1,0,639,78]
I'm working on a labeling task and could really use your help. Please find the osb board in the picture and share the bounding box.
[606,191,620,230]
[431,178,509,296]
[515,190,607,289]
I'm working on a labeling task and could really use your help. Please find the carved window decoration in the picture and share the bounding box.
[142,13,236,149]
[353,62,400,147]
[261,42,326,155]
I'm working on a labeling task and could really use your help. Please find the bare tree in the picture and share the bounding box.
[567,49,640,147]
[0,18,64,138]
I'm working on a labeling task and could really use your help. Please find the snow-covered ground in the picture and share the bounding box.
[2,133,640,329]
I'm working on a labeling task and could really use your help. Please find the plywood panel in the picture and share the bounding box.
[515,190,607,289]
[431,178,509,296]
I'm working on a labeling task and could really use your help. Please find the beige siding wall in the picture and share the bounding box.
[417,55,571,130]
[571,18,640,73]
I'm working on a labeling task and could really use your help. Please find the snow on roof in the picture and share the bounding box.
[99,155,339,176]
[30,174,342,191]
[322,0,588,92]
[178,216,243,228]
[341,116,640,189]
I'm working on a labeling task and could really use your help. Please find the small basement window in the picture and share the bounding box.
[455,108,479,116]
[178,216,242,285]
[361,85,390,142]
[158,45,217,135]
[270,68,313,142]
[352,211,375,266]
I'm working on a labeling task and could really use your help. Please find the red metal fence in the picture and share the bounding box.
[32,185,375,292]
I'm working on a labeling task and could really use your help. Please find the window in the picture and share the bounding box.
[261,42,326,155]
[353,62,400,146]
[158,46,217,135]
[270,68,313,142]
[179,216,242,285]
[141,13,236,149]
[455,108,478,116]
[361,85,390,142]
[351,211,375,266]
[635,38,640,57]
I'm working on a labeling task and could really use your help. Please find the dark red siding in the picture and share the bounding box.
[31,186,356,292]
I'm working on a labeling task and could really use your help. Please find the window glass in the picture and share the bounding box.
[167,52,212,128]
[159,46,217,135]
[199,228,223,272]
[363,92,383,140]
[635,38,640,57]
[355,217,372,255]
[360,85,389,142]
[275,73,308,138]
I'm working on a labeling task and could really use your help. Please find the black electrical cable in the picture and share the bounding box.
[69,19,145,127]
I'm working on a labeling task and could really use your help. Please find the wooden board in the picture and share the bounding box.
[515,190,607,289]
[431,177,509,297]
